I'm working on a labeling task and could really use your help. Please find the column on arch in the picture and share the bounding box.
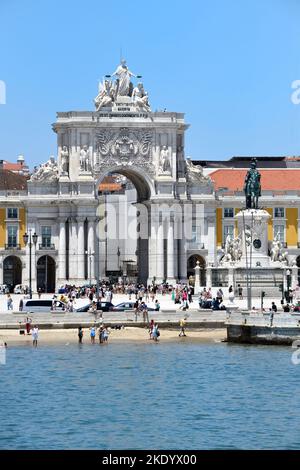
[167,213,175,284]
[77,217,85,281]
[58,217,67,282]
[156,211,165,282]
[87,217,95,281]
[178,205,188,282]
[68,217,78,280]
[147,205,158,284]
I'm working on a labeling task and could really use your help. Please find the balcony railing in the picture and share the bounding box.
[5,244,21,250]
[38,243,55,250]
[187,242,205,250]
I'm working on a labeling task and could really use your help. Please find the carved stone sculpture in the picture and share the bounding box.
[30,156,59,182]
[186,158,210,183]
[270,236,288,264]
[60,146,69,175]
[94,128,154,175]
[79,145,91,172]
[112,59,136,97]
[220,235,242,264]
[132,83,151,112]
[94,79,114,110]
[159,146,171,175]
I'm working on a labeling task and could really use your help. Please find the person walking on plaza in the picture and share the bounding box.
[237,284,243,300]
[179,317,187,337]
[271,302,278,313]
[134,300,139,321]
[78,326,83,344]
[32,325,39,347]
[19,297,24,312]
[141,302,149,324]
[7,294,13,311]
[154,299,160,311]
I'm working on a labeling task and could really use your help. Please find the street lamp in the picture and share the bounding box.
[85,248,94,286]
[286,269,291,302]
[23,229,38,299]
[117,247,121,273]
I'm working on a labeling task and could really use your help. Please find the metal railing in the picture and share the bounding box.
[38,243,55,250]
[4,243,21,250]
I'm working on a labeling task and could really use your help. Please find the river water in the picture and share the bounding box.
[0,341,299,449]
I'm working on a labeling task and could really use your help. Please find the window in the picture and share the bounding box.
[7,225,18,247]
[224,208,234,218]
[191,225,201,243]
[274,207,284,218]
[274,224,284,242]
[41,226,51,247]
[7,208,18,219]
[224,225,234,241]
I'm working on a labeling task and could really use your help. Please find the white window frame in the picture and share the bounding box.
[273,224,285,243]
[223,224,234,241]
[41,226,52,248]
[6,207,18,219]
[274,207,285,219]
[7,224,18,247]
[224,208,234,218]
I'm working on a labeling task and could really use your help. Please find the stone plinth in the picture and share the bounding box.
[235,209,271,268]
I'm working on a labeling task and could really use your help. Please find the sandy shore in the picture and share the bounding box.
[0,327,226,346]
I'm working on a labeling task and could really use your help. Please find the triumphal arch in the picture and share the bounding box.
[27,60,214,287]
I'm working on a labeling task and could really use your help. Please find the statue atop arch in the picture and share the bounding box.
[244,158,261,209]
[112,59,136,97]
[94,60,151,111]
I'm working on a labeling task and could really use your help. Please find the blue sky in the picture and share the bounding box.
[0,0,300,168]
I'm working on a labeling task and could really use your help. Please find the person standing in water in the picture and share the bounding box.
[32,325,39,347]
[78,327,83,344]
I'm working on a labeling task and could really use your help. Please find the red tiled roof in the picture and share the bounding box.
[0,170,28,190]
[98,176,122,192]
[210,169,300,191]
[3,162,24,171]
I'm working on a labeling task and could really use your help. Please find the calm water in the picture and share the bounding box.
[0,341,299,449]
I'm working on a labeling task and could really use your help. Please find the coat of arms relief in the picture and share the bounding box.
[94,128,155,175]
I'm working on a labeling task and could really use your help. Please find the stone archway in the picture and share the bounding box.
[96,167,153,285]
[3,256,22,290]
[187,254,206,286]
[37,255,56,293]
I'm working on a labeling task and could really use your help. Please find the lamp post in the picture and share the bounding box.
[117,246,121,273]
[85,248,94,286]
[286,269,291,302]
[23,229,38,299]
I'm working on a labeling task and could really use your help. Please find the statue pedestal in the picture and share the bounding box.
[235,209,271,268]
